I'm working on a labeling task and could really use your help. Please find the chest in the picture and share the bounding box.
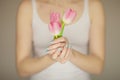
[32,16,90,50]
[36,1,84,25]
[32,0,91,51]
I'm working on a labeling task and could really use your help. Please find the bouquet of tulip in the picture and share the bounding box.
[48,8,77,40]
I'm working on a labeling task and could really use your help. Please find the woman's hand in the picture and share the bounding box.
[46,37,74,64]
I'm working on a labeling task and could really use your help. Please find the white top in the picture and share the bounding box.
[30,0,91,80]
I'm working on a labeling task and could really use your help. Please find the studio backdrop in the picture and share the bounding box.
[0,0,120,80]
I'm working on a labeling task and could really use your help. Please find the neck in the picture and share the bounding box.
[49,0,72,2]
[41,0,74,4]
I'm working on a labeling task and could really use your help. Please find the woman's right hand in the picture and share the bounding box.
[46,37,71,64]
[46,42,65,62]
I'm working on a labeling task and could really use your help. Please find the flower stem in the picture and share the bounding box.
[54,35,57,40]
[59,20,65,36]
[54,34,62,40]
[53,21,65,40]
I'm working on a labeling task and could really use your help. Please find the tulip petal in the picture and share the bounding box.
[62,8,77,24]
[48,23,54,35]
[48,22,62,35]
[50,12,61,23]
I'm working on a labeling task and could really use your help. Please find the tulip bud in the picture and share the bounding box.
[62,8,77,24]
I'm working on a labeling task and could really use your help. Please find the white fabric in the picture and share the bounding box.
[30,0,91,80]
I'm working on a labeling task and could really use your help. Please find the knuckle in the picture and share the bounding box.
[53,45,57,48]
[50,45,54,48]
[57,43,61,46]
[61,43,64,46]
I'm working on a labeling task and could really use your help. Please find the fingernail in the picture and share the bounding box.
[48,40,54,44]
[65,44,69,48]
[68,45,71,48]
[49,41,54,45]
[44,48,49,52]
[57,48,62,52]
[50,41,54,44]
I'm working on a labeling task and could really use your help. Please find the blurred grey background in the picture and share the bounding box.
[0,0,120,80]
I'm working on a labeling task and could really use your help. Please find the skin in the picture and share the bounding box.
[16,0,105,77]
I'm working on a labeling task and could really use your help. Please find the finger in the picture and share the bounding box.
[64,47,70,59]
[57,48,63,56]
[66,49,72,61]
[65,47,73,62]
[47,49,56,55]
[47,42,65,50]
[60,49,70,64]
[61,45,72,63]
[56,56,61,62]
[50,37,67,45]
[64,45,72,59]
[59,44,68,59]
[60,58,67,64]
[52,48,62,59]
[52,53,58,59]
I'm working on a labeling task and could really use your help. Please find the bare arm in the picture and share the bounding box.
[15,0,56,77]
[70,0,106,75]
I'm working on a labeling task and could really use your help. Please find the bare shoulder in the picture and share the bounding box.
[17,0,32,14]
[89,0,105,22]
[18,0,32,7]
[89,0,104,6]
[16,0,33,25]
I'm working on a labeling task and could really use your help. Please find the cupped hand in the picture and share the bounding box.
[46,37,73,64]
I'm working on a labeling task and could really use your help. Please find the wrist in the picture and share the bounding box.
[70,48,76,62]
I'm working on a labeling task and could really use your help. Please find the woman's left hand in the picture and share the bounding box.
[47,37,74,64]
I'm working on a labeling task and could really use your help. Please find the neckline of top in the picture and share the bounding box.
[34,0,86,28]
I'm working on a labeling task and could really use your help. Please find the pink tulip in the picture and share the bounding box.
[50,12,61,23]
[62,8,77,24]
[48,12,62,39]
[48,22,62,36]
